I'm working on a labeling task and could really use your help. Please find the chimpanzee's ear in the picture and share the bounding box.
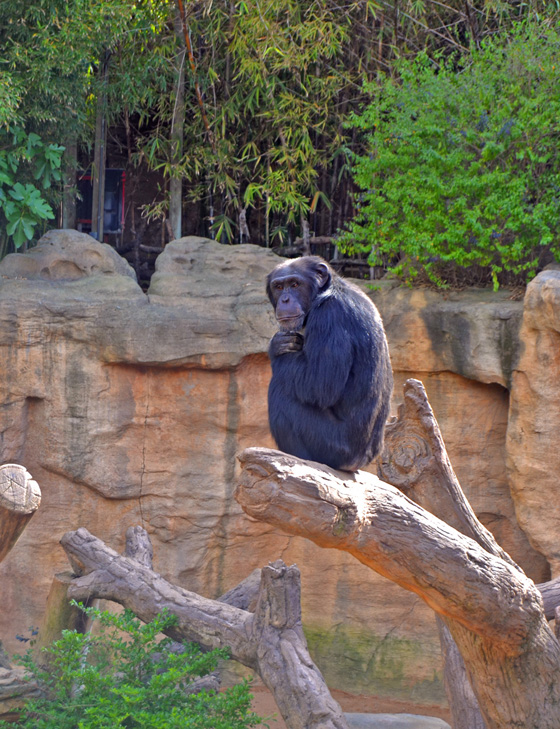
[314,261,331,290]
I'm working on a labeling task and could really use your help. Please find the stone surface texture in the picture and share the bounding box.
[0,230,556,713]
[506,270,560,574]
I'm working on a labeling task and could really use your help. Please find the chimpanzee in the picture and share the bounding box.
[266,256,393,471]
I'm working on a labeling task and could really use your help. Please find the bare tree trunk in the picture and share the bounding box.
[437,618,486,729]
[61,140,77,230]
[0,464,41,564]
[236,436,560,727]
[0,464,41,719]
[60,527,349,729]
[91,52,110,243]
[377,378,513,728]
[378,380,517,566]
[169,10,186,241]
[377,380,560,726]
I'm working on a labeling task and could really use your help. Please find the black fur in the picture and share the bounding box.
[266,256,393,471]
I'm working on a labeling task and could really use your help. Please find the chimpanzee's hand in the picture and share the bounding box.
[269,330,304,357]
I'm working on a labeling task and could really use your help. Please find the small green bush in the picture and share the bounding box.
[341,21,560,288]
[2,605,262,729]
[0,128,63,257]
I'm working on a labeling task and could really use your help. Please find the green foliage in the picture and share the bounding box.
[0,129,63,253]
[0,72,22,128]
[2,605,262,729]
[2,0,559,250]
[138,0,358,242]
[0,1,170,137]
[0,1,174,256]
[342,21,560,288]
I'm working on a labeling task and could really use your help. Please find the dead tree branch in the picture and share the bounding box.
[236,430,560,729]
[378,378,512,729]
[60,527,348,729]
[0,464,41,564]
[236,447,538,647]
[0,464,41,720]
[377,379,560,728]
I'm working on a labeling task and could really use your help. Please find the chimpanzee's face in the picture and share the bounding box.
[266,257,331,332]
[267,272,310,331]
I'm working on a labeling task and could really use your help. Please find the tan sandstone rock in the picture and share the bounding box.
[506,270,560,574]
[370,281,522,388]
[0,233,553,712]
[367,283,547,582]
[0,229,137,282]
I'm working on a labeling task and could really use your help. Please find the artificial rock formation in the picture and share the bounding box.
[0,229,557,712]
[506,270,560,575]
[370,281,548,583]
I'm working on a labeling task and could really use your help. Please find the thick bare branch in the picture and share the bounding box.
[236,447,560,729]
[379,379,517,567]
[377,379,560,725]
[60,528,348,729]
[61,528,254,664]
[436,618,486,729]
[236,447,539,651]
[0,464,41,564]
[377,379,493,729]
[540,578,560,620]
[124,525,153,568]
[218,568,261,612]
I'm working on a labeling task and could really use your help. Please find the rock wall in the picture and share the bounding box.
[506,271,560,575]
[0,231,556,710]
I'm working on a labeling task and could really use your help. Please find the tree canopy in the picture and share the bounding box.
[1,0,559,284]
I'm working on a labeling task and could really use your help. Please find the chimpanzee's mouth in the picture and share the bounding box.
[277,315,304,331]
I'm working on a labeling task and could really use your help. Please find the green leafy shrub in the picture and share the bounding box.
[0,128,63,256]
[2,605,262,729]
[341,21,560,288]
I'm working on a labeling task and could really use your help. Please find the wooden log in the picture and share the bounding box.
[542,579,560,620]
[0,666,40,722]
[377,379,503,728]
[377,380,560,725]
[378,380,517,567]
[436,618,486,729]
[218,568,261,612]
[0,464,41,564]
[236,447,560,729]
[60,528,349,729]
[236,448,538,646]
[124,525,154,567]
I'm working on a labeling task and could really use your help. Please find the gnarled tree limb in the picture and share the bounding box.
[377,380,560,728]
[0,464,41,564]
[60,527,348,729]
[378,378,504,729]
[379,380,518,567]
[237,448,537,647]
[0,464,41,721]
[236,445,560,729]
